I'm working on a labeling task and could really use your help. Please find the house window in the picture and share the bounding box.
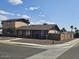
[18,30,22,35]
[40,31,45,36]
[25,31,30,36]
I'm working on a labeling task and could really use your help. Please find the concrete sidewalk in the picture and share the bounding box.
[25,38,79,59]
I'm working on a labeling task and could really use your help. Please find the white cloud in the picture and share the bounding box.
[29,7,39,11]
[39,12,46,17]
[0,15,8,21]
[31,20,55,24]
[0,10,15,16]
[21,15,30,19]
[8,0,23,5]
[0,10,30,20]
[39,20,55,24]
[16,14,21,16]
[25,7,40,11]
[39,20,46,23]
[39,14,45,17]
[0,15,8,27]
[45,21,56,24]
[16,14,30,19]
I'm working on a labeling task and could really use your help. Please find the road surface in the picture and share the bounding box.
[0,43,46,59]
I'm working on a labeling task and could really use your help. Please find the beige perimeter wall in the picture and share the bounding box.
[60,32,74,41]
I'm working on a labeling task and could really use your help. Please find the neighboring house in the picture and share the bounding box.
[2,18,30,36]
[16,24,60,40]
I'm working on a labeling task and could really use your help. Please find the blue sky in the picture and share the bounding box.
[0,0,79,30]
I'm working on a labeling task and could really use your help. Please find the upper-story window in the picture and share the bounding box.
[2,21,13,29]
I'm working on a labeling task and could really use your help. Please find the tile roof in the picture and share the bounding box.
[17,24,60,31]
[2,18,30,24]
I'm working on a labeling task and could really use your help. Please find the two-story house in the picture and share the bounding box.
[2,18,30,36]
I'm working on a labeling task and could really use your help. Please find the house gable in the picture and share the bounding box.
[2,21,15,29]
[50,25,60,31]
[15,21,28,28]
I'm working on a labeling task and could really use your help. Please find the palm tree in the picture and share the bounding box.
[70,25,74,32]
[74,27,77,32]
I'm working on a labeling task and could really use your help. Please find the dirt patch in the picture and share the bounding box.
[11,39,54,45]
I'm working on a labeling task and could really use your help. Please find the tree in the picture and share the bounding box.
[75,29,79,38]
[61,27,67,32]
[70,25,74,32]
[74,27,77,32]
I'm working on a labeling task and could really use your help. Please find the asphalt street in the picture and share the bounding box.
[0,43,46,59]
[57,43,79,59]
